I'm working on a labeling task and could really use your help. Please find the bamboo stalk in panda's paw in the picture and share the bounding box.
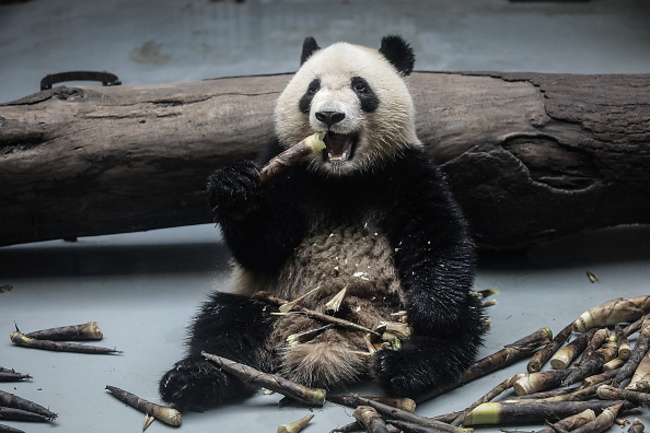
[259,132,326,183]
[201,352,326,406]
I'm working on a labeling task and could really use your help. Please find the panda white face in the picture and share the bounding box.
[274,37,421,176]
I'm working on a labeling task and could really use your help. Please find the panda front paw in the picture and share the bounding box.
[159,355,254,411]
[207,160,261,222]
[371,336,472,398]
[372,347,433,398]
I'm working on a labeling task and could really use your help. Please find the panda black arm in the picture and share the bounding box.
[207,138,309,273]
[374,149,485,397]
[382,149,479,336]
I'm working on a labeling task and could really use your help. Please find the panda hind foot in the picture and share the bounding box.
[159,355,254,412]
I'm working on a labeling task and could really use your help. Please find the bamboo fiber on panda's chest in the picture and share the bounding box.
[275,219,402,306]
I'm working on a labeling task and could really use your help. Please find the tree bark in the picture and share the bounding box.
[0,72,648,248]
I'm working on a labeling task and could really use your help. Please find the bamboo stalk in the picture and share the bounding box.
[615,325,632,360]
[534,409,596,433]
[528,324,573,373]
[602,357,626,371]
[568,402,624,433]
[539,383,605,402]
[562,342,618,387]
[259,132,326,183]
[463,400,632,426]
[201,352,326,406]
[389,419,453,433]
[582,369,620,387]
[329,421,362,433]
[327,395,471,433]
[418,327,553,402]
[550,329,597,370]
[597,385,650,406]
[364,397,416,413]
[23,321,103,341]
[254,291,382,337]
[573,296,650,332]
[105,385,182,427]
[616,326,650,386]
[273,311,381,337]
[577,329,611,366]
[509,385,581,401]
[451,375,520,426]
[0,407,51,423]
[0,368,30,383]
[0,390,57,420]
[627,344,650,391]
[10,328,120,354]
[287,324,334,345]
[512,370,571,396]
[354,406,390,433]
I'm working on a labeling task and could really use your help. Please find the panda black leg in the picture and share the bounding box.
[159,292,273,411]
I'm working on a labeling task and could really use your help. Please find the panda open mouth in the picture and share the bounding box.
[323,132,357,162]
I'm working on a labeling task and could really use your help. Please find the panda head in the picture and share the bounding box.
[274,35,421,176]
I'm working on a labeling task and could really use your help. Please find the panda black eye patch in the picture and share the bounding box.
[299,79,321,113]
[351,77,379,113]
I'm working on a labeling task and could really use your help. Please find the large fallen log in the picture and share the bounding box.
[0,72,648,248]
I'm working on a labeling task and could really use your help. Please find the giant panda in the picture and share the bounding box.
[159,35,486,411]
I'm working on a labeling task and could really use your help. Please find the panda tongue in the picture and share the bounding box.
[324,133,352,161]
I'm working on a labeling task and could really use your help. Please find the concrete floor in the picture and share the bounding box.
[1,1,650,432]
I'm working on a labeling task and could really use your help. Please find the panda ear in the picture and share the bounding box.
[301,36,320,65]
[379,35,415,76]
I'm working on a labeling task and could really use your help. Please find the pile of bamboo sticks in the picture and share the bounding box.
[211,294,650,433]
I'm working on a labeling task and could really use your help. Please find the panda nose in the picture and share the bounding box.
[315,111,346,127]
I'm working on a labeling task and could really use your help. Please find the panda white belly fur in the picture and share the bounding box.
[233,217,405,388]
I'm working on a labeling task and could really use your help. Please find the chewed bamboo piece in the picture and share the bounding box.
[201,352,326,406]
[628,419,645,433]
[105,385,182,427]
[527,324,573,373]
[259,132,326,183]
[616,326,650,385]
[354,406,390,433]
[568,402,624,433]
[577,328,610,366]
[0,367,31,382]
[562,341,618,386]
[10,328,120,355]
[254,290,382,337]
[550,329,597,370]
[278,414,315,433]
[597,385,650,406]
[512,370,571,396]
[573,295,650,332]
[535,409,596,433]
[0,390,57,420]
[23,321,103,341]
[615,325,632,360]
